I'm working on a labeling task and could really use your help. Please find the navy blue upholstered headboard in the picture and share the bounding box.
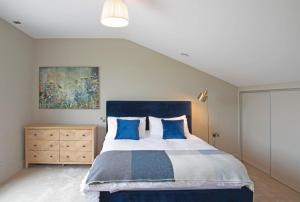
[106,101,192,133]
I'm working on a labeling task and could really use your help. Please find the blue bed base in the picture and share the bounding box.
[99,186,253,202]
[104,101,253,202]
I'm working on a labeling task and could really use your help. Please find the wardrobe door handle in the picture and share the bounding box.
[82,156,86,159]
[66,145,70,148]
[66,155,70,158]
[82,145,86,148]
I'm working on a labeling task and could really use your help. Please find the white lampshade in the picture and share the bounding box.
[101,0,129,28]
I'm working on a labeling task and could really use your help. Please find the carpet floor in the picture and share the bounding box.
[0,165,89,202]
[0,163,299,202]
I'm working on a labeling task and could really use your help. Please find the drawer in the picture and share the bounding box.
[27,151,59,163]
[27,140,59,151]
[60,130,92,140]
[60,151,92,163]
[60,141,92,151]
[27,129,59,140]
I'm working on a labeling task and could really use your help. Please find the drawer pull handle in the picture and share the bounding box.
[50,155,53,158]
[82,145,86,148]
[33,144,37,147]
[82,134,86,137]
[66,155,70,158]
[34,134,37,136]
[50,134,53,136]
[66,145,70,147]
[33,155,37,158]
[49,145,53,147]
[82,156,86,158]
[66,134,69,136]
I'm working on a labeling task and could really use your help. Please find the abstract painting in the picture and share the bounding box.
[39,66,100,109]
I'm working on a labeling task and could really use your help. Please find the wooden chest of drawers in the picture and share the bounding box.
[25,124,97,168]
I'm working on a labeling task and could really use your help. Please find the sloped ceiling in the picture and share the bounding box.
[0,0,299,87]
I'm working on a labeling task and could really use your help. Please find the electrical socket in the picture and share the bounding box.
[100,117,106,123]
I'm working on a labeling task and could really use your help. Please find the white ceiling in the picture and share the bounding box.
[0,0,299,87]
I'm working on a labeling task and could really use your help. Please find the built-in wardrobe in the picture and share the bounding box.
[241,89,300,192]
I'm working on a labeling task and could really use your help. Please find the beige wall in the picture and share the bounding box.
[0,30,239,184]
[33,39,239,157]
[0,19,33,183]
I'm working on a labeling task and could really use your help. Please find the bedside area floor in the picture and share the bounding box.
[0,163,299,202]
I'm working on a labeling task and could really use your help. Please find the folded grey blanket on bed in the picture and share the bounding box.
[86,150,253,190]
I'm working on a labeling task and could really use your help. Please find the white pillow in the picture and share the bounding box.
[106,116,146,139]
[149,115,190,138]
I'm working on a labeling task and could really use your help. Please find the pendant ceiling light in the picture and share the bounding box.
[101,0,129,28]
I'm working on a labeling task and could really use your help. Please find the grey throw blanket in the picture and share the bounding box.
[86,150,253,190]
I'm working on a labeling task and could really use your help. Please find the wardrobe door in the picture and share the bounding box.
[271,90,300,192]
[241,92,270,174]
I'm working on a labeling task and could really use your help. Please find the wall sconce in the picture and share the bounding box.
[198,89,208,102]
[198,89,220,146]
[197,89,211,145]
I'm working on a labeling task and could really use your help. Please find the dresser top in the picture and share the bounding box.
[25,124,97,129]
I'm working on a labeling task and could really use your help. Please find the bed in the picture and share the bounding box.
[81,101,253,202]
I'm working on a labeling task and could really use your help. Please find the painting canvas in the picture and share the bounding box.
[39,66,100,109]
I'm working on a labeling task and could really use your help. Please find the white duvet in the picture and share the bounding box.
[81,132,253,202]
[102,132,216,153]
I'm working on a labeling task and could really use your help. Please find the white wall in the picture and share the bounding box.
[238,81,300,159]
[33,39,239,157]
[0,19,33,183]
[241,92,271,174]
[240,88,300,191]
[239,81,300,92]
[270,90,300,192]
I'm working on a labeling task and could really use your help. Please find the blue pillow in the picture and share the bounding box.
[115,119,140,140]
[162,119,186,139]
